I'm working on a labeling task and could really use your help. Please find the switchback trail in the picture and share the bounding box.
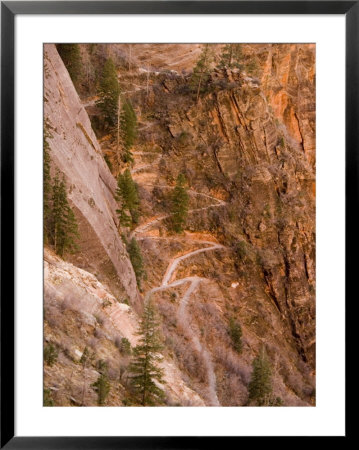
[130,148,226,406]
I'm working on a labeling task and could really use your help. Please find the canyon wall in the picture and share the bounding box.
[44,43,315,406]
[44,44,141,309]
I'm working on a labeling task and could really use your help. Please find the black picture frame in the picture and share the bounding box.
[1,1,353,447]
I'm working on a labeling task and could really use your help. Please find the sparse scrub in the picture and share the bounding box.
[94,328,105,339]
[228,318,243,353]
[101,298,112,309]
[94,313,104,326]
[233,240,249,261]
[214,345,251,385]
[117,337,132,356]
[43,388,55,406]
[44,343,58,367]
[176,131,190,146]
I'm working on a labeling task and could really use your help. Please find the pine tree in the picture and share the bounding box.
[43,126,52,244]
[96,57,120,127]
[92,360,110,406]
[169,173,189,233]
[218,44,243,69]
[56,44,82,85]
[120,101,137,163]
[116,169,140,227]
[190,44,215,102]
[248,347,272,406]
[128,301,165,406]
[127,238,146,289]
[52,171,79,256]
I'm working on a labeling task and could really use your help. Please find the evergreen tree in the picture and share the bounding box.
[169,173,189,233]
[218,44,243,69]
[190,44,215,102]
[92,360,110,406]
[43,126,52,244]
[248,347,273,406]
[116,169,140,227]
[96,57,120,127]
[228,318,243,353]
[56,44,82,85]
[127,238,146,289]
[128,301,165,406]
[52,171,79,256]
[120,101,137,163]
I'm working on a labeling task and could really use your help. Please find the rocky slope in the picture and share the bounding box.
[44,248,204,406]
[44,44,141,310]
[44,43,315,406]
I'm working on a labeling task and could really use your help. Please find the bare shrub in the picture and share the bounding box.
[214,346,251,384]
[170,334,207,383]
[287,372,305,397]
[107,365,119,382]
[87,337,98,350]
[94,312,105,326]
[114,335,122,349]
[114,336,132,355]
[94,328,105,339]
[45,312,61,329]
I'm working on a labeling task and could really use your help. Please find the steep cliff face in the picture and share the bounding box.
[44,44,140,309]
[182,68,316,367]
[258,44,316,168]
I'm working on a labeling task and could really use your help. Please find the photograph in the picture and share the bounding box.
[43,42,316,408]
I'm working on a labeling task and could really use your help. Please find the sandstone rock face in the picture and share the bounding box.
[258,44,316,168]
[44,44,140,309]
[174,74,315,364]
[44,248,204,406]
